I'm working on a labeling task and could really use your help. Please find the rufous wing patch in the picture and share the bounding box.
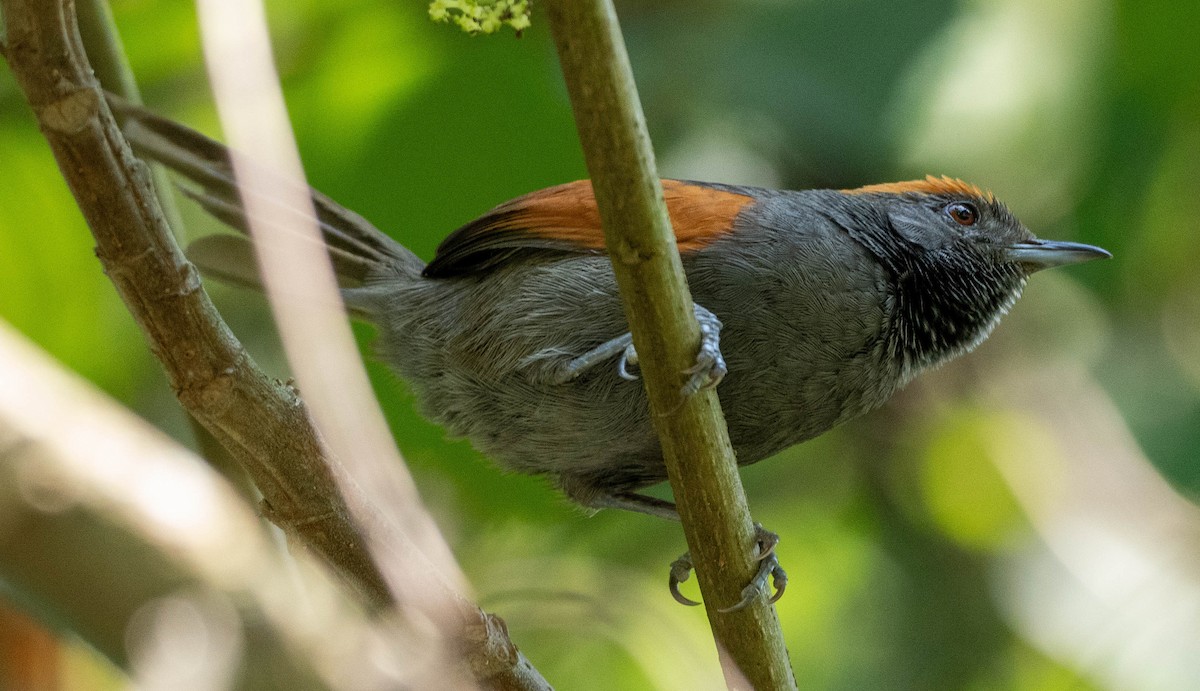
[423,179,754,277]
[845,175,995,202]
[662,180,756,252]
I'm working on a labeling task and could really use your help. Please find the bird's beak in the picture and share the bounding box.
[1005,239,1112,272]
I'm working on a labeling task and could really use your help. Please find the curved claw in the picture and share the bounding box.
[767,563,788,605]
[618,343,640,381]
[669,553,701,607]
[680,305,727,396]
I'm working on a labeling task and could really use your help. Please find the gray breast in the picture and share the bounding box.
[683,199,901,465]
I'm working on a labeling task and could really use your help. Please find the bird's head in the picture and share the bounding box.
[834,176,1111,369]
[846,175,1110,275]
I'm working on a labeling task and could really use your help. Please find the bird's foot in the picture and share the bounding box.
[556,303,725,393]
[668,523,787,612]
[680,304,727,396]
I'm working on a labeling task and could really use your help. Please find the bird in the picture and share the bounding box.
[110,96,1111,609]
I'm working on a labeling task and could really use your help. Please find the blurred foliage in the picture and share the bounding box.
[2,0,1199,688]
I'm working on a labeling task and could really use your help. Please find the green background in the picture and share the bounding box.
[2,0,1199,688]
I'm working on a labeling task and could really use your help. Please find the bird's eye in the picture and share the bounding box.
[945,202,979,226]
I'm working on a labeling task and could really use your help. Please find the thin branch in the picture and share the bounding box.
[0,2,548,688]
[544,1,796,688]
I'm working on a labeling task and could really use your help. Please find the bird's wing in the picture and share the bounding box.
[421,179,755,278]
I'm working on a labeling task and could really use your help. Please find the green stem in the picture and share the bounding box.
[544,1,796,688]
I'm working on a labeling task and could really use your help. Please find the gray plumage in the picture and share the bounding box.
[110,96,1109,516]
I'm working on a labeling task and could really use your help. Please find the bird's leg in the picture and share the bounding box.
[548,303,727,395]
[587,491,683,521]
[668,523,788,612]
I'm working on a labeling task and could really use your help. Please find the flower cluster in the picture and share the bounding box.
[428,0,532,36]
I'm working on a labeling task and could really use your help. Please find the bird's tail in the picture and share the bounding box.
[106,94,425,293]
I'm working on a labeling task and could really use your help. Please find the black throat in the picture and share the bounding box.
[842,215,1027,369]
[821,192,1029,370]
[884,246,1026,368]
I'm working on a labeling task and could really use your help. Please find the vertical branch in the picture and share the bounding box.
[544,1,796,688]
